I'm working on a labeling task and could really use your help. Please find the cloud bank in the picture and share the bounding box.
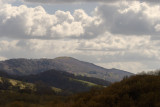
[0,4,102,39]
[24,0,116,3]
[1,1,160,40]
[23,0,160,4]
[0,0,160,73]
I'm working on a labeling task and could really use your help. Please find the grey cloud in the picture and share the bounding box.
[97,4,160,36]
[0,15,27,39]
[24,0,118,3]
[77,48,126,52]
[24,0,160,4]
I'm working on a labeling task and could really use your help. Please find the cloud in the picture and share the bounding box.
[0,56,7,61]
[0,32,158,61]
[77,32,160,62]
[0,31,160,73]
[0,39,80,59]
[0,4,102,39]
[23,0,160,4]
[1,0,160,73]
[96,60,160,73]
[96,2,160,37]
[96,62,148,73]
[23,0,117,4]
[1,1,160,40]
[155,24,160,32]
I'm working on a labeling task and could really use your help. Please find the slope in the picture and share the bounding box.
[0,57,133,82]
[13,69,110,93]
[0,76,62,94]
[54,73,160,107]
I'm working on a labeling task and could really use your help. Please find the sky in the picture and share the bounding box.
[0,0,160,73]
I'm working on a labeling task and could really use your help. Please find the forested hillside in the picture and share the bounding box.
[0,71,159,107]
[0,57,133,82]
[56,72,160,107]
[0,69,110,94]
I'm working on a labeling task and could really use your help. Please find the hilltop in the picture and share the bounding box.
[0,57,133,82]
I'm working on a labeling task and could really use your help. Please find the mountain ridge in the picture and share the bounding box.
[0,57,133,82]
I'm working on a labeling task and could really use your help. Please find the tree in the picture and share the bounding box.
[35,81,55,95]
[0,77,12,90]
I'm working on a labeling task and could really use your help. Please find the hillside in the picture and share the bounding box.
[0,77,34,91]
[13,69,110,93]
[0,75,62,94]
[0,57,133,82]
[0,69,110,94]
[0,71,159,107]
[53,73,160,107]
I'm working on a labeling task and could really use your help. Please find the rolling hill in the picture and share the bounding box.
[53,72,160,107]
[0,57,133,82]
[0,70,110,94]
[13,69,110,93]
[0,72,62,94]
[0,71,159,107]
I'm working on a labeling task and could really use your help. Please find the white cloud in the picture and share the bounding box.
[77,32,160,62]
[0,56,7,61]
[23,0,116,3]
[73,9,94,26]
[96,60,160,74]
[155,24,160,32]
[0,4,100,39]
[0,40,19,51]
[23,0,160,4]
[0,39,80,59]
[26,39,79,55]
[1,1,160,40]
[96,62,148,74]
[55,10,74,24]
[51,22,84,37]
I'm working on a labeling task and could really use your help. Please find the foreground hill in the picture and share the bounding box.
[0,57,133,82]
[0,76,61,94]
[13,69,110,93]
[0,76,34,91]
[0,70,110,94]
[54,73,160,107]
[0,71,159,107]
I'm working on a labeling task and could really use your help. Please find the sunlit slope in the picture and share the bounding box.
[0,57,133,82]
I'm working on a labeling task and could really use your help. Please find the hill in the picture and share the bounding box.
[0,57,133,82]
[0,75,62,94]
[53,72,160,107]
[0,69,110,94]
[0,77,34,91]
[0,71,159,107]
[13,69,110,93]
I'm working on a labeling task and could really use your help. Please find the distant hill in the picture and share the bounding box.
[0,57,133,82]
